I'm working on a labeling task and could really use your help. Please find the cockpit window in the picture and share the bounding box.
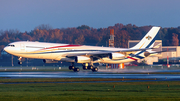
[7,44,15,47]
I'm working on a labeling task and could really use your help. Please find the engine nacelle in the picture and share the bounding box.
[109,53,125,60]
[75,56,91,63]
[144,51,151,57]
[43,59,59,63]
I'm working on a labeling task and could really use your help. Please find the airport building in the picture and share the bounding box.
[161,46,180,59]
[128,40,180,65]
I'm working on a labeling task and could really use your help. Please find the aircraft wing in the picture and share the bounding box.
[66,47,153,58]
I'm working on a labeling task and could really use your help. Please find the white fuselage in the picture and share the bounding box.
[4,41,136,64]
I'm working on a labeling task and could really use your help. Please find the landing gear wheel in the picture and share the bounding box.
[18,61,22,65]
[69,66,72,70]
[92,67,98,72]
[73,68,80,72]
[69,66,75,70]
[87,65,93,70]
[83,66,87,70]
[18,57,22,65]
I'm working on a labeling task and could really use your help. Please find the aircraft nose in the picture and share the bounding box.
[3,46,9,53]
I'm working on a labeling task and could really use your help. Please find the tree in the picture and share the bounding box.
[77,25,90,30]
[74,35,85,45]
[34,24,53,30]
[171,33,179,46]
[115,30,130,48]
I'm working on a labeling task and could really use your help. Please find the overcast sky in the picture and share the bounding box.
[0,0,180,32]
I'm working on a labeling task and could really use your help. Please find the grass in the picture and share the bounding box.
[0,78,180,101]
[0,78,154,83]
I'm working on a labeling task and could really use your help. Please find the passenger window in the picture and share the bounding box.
[7,44,15,47]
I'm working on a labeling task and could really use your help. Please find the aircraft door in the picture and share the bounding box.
[20,43,26,51]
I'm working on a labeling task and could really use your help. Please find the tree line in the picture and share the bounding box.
[0,23,180,54]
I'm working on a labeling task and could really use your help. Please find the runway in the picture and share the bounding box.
[0,69,180,81]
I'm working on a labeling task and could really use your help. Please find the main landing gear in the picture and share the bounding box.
[69,63,98,72]
[83,64,98,72]
[69,63,80,72]
[92,66,98,72]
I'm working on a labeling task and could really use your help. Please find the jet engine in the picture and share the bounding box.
[144,51,151,57]
[43,59,59,63]
[109,53,125,60]
[75,56,91,63]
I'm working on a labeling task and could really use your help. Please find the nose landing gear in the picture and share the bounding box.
[18,57,22,65]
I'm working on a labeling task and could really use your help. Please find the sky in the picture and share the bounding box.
[0,0,180,32]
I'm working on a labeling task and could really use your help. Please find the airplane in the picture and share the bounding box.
[4,26,160,72]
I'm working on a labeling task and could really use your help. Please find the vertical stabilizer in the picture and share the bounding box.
[131,27,160,49]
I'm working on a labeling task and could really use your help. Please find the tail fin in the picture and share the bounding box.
[131,27,161,49]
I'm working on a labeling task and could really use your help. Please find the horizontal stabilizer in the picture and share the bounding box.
[153,43,162,49]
